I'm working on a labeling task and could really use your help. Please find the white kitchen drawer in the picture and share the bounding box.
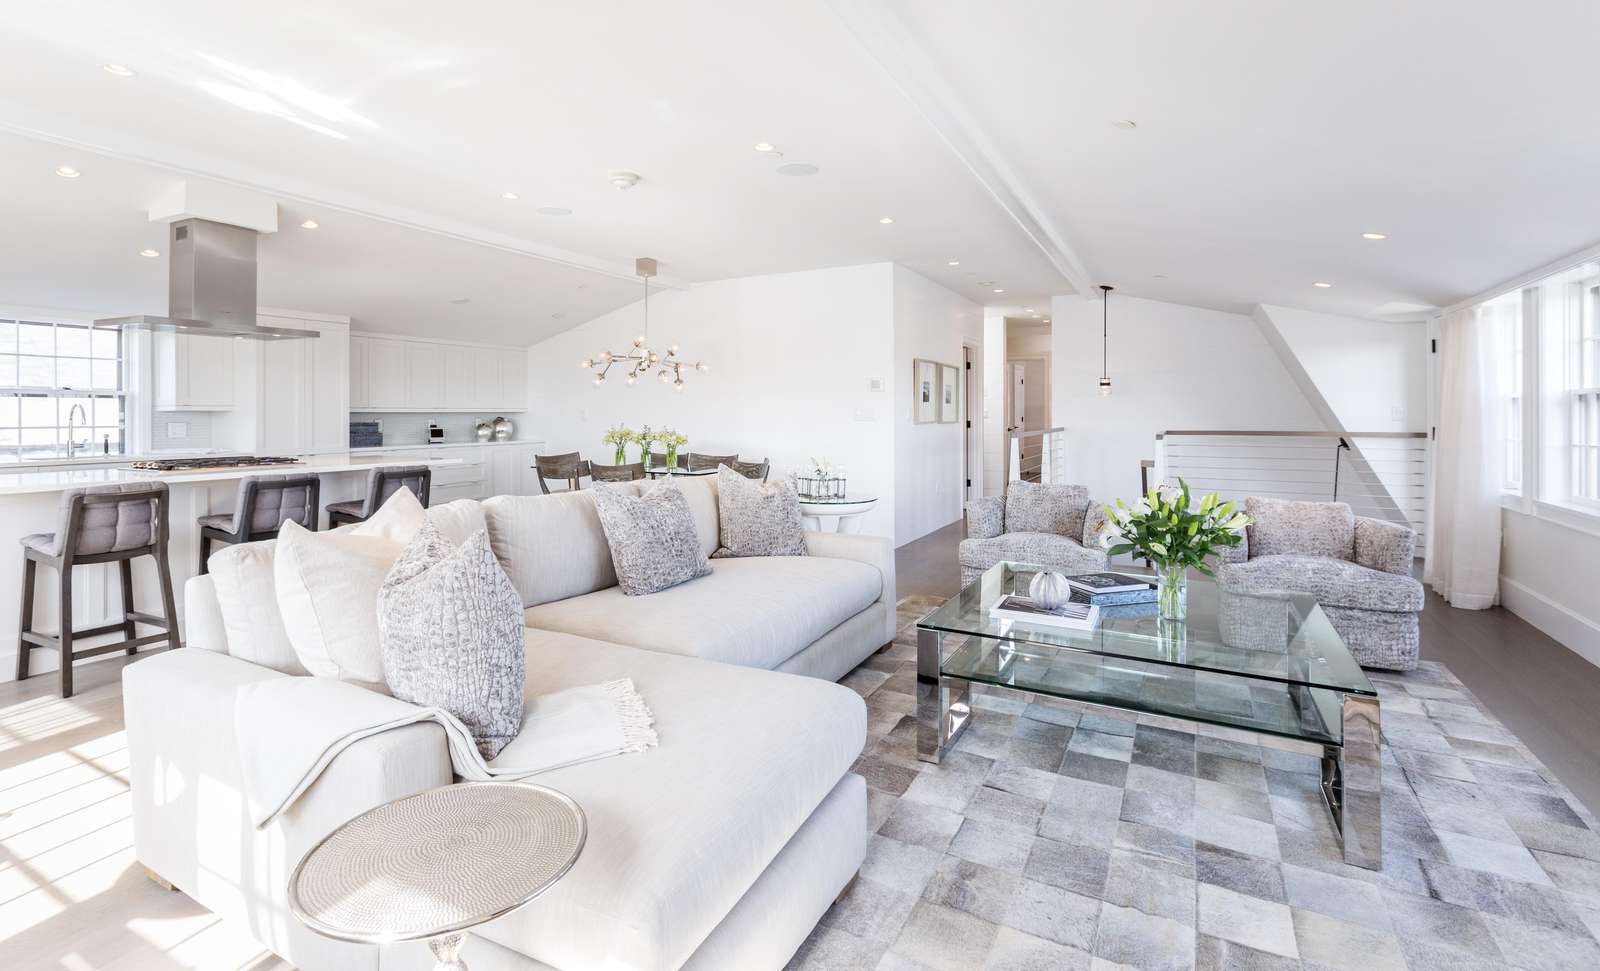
[431,462,485,487]
[381,449,433,463]
[430,482,482,504]
[433,446,483,463]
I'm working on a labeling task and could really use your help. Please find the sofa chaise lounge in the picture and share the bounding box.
[123,476,895,970]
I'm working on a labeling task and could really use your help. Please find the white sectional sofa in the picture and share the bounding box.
[123,477,895,970]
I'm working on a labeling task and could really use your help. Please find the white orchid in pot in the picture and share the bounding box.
[1099,480,1251,622]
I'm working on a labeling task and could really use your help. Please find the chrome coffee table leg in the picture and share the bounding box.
[1320,693,1382,870]
[916,628,971,763]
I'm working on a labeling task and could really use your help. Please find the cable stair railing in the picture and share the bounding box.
[1148,430,1429,554]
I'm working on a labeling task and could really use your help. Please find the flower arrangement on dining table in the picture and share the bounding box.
[603,425,690,471]
[1098,479,1251,621]
[601,425,635,465]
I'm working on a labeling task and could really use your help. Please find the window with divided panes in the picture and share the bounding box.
[0,317,125,462]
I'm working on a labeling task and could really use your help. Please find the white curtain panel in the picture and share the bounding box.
[1426,305,1505,609]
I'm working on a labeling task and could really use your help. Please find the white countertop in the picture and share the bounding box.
[348,440,543,453]
[0,456,464,497]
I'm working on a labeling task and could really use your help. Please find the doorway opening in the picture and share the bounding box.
[1005,317,1052,483]
[962,340,982,502]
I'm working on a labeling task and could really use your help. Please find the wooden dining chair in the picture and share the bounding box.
[688,453,738,472]
[730,458,771,482]
[535,452,592,493]
[590,462,646,483]
[647,451,688,471]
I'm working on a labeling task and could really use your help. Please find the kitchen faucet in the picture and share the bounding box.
[66,403,89,460]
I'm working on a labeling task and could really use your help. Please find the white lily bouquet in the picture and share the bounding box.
[601,425,635,465]
[1100,479,1251,621]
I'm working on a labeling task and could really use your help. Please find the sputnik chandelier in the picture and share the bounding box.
[582,257,708,390]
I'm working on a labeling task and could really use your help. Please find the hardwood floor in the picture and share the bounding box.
[896,517,1600,818]
[0,650,288,970]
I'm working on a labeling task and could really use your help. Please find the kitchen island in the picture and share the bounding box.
[0,454,461,685]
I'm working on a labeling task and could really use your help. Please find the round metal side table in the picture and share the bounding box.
[289,781,586,971]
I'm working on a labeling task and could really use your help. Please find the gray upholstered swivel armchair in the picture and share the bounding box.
[960,481,1110,585]
[1217,496,1423,671]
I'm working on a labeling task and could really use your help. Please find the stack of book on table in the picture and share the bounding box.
[989,573,1159,632]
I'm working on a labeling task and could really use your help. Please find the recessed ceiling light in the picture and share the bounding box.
[55,166,80,179]
[775,161,819,176]
[139,248,160,258]
[1361,232,1387,240]
[1112,119,1138,129]
[300,219,319,229]
[1024,307,1034,312]
[102,63,135,77]
[1044,318,1051,323]
[878,217,894,224]
[1313,281,1333,288]
[754,142,776,153]
[993,288,1005,293]
[535,206,572,216]
[501,192,520,200]
[947,260,960,266]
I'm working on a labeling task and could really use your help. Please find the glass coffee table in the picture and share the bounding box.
[917,562,1382,869]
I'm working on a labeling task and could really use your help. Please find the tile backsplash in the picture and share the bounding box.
[350,412,525,447]
[151,411,214,451]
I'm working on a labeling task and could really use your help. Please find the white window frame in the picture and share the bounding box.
[0,313,128,463]
[1568,279,1600,509]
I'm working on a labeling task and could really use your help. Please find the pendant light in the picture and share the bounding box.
[581,258,708,390]
[1098,284,1114,397]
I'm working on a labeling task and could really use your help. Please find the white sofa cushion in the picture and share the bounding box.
[208,538,305,674]
[524,555,882,669]
[274,490,426,686]
[483,486,640,608]
[473,628,866,971]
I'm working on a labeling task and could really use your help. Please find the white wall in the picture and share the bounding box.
[1500,511,1600,667]
[1006,319,1052,357]
[892,266,983,545]
[1050,293,1324,504]
[983,312,1006,496]
[1254,305,1427,431]
[525,264,899,538]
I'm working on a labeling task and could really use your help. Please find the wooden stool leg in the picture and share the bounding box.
[58,563,73,699]
[155,546,180,650]
[119,558,137,654]
[16,556,36,681]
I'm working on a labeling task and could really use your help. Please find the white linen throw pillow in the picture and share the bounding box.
[379,522,525,759]
[274,488,426,687]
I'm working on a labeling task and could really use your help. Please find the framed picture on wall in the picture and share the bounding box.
[939,364,960,423]
[913,358,939,424]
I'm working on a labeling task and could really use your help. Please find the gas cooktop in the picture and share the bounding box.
[125,455,303,472]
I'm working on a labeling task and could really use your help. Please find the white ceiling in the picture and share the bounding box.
[1,1,1596,332]
[0,0,1067,339]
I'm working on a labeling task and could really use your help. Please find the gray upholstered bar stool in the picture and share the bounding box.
[17,482,180,698]
[326,465,431,527]
[197,474,321,574]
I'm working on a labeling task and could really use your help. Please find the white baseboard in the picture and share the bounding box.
[1499,576,1600,668]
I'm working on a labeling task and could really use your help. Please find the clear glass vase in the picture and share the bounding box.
[1156,562,1188,622]
[665,446,678,474]
[614,444,628,465]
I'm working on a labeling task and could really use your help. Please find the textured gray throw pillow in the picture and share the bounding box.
[591,481,711,595]
[1004,480,1089,537]
[378,522,525,759]
[713,465,807,558]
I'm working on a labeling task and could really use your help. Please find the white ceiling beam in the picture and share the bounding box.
[827,0,1095,297]
[0,105,690,290]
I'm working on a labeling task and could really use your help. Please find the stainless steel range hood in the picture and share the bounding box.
[95,218,317,340]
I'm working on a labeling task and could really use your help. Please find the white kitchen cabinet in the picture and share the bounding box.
[364,338,409,410]
[489,442,542,497]
[406,343,443,409]
[153,330,236,411]
[349,337,369,410]
[444,345,476,410]
[256,316,350,455]
[346,334,527,413]
[499,353,527,412]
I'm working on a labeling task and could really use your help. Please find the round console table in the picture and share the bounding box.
[289,782,586,971]
[798,494,878,533]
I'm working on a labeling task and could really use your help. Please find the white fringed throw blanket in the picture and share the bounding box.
[237,676,656,828]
